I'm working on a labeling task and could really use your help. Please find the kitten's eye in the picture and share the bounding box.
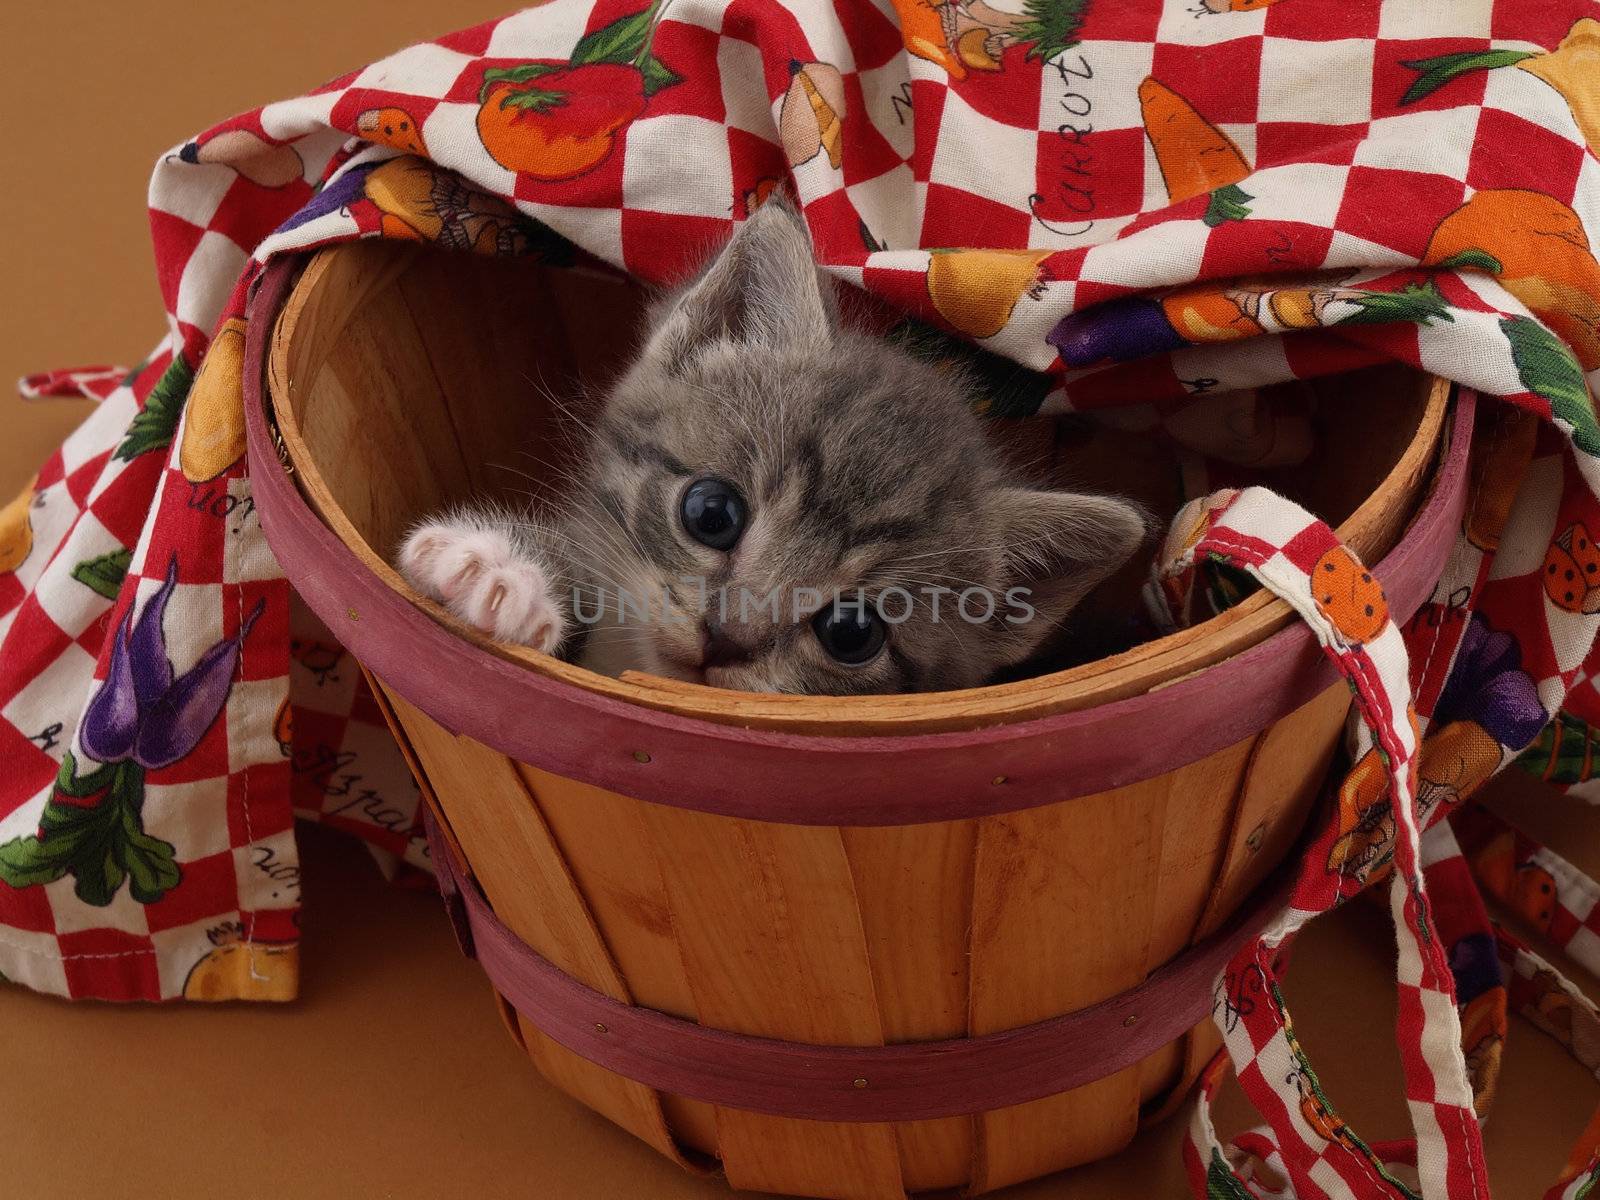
[680,478,746,551]
[812,601,886,666]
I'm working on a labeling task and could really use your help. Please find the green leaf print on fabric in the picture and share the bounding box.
[1399,49,1537,106]
[570,0,680,96]
[571,0,659,65]
[1516,710,1597,785]
[636,53,682,98]
[113,353,194,463]
[1434,248,1504,274]
[0,556,260,906]
[1339,281,1455,327]
[1502,315,1600,455]
[1016,0,1091,62]
[0,752,180,906]
[482,64,564,112]
[1205,1149,1255,1200]
[70,547,133,600]
[1202,183,1253,228]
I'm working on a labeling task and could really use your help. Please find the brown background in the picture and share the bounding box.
[0,6,1590,1198]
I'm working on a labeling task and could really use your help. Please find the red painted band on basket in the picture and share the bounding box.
[244,255,1475,826]
[422,807,1290,1122]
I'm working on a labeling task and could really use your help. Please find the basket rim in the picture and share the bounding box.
[268,243,1452,737]
[244,253,1475,825]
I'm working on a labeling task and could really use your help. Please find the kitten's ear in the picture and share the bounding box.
[994,489,1149,664]
[645,197,834,368]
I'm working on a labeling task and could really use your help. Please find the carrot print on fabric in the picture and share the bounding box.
[355,106,427,157]
[1194,0,1284,12]
[1138,77,1253,226]
[889,0,971,77]
[360,157,538,255]
[1049,272,1455,366]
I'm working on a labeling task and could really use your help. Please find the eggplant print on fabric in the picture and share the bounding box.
[0,557,261,905]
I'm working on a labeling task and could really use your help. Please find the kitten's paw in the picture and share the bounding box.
[399,522,565,653]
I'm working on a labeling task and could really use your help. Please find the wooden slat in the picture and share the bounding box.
[967,779,1167,1193]
[380,689,694,1170]
[635,806,904,1200]
[1132,734,1259,1106]
[322,291,477,555]
[1192,683,1350,941]
[517,765,720,1156]
[1144,683,1352,1122]
[841,822,978,1192]
[276,241,420,401]
[1147,1019,1224,1126]
[356,669,541,1056]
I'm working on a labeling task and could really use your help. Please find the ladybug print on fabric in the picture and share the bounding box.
[1514,863,1559,932]
[1543,522,1600,613]
[1312,545,1388,644]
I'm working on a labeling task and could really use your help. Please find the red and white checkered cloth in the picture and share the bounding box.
[4,2,1600,1194]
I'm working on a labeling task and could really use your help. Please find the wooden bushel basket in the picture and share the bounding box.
[245,241,1471,1199]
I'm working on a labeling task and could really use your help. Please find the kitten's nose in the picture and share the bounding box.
[700,620,753,669]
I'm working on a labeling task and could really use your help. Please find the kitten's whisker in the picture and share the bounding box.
[561,504,654,573]
[886,571,1000,595]
[886,543,1010,565]
[517,368,599,431]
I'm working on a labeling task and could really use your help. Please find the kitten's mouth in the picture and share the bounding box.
[656,650,708,685]
[657,658,749,691]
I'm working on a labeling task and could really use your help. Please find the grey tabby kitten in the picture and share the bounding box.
[397,200,1147,695]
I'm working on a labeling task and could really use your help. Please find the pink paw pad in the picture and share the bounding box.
[397,522,564,653]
